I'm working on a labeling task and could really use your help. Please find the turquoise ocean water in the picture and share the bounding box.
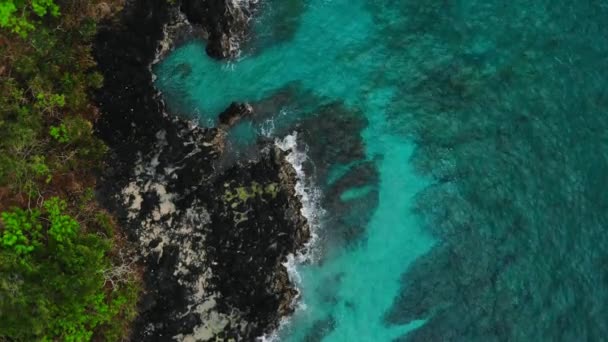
[155,0,608,340]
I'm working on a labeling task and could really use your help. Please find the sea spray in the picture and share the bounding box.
[258,133,326,341]
[257,254,305,342]
[260,118,276,137]
[275,132,324,262]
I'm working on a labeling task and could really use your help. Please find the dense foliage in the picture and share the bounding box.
[0,0,60,36]
[0,0,141,340]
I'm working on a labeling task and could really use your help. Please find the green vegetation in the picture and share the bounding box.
[0,0,60,37]
[222,181,280,225]
[0,1,140,341]
[223,181,280,206]
[0,197,139,341]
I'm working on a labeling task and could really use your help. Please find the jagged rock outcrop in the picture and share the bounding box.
[93,0,308,340]
[218,102,254,128]
[180,0,257,59]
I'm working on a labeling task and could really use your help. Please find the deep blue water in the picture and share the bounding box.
[155,0,608,340]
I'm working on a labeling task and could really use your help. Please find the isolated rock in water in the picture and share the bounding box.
[218,102,254,128]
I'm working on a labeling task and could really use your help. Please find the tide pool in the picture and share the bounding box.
[156,0,608,340]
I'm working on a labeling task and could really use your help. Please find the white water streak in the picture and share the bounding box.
[258,133,325,341]
[276,132,324,262]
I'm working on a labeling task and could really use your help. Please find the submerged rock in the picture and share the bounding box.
[252,92,381,251]
[93,0,309,340]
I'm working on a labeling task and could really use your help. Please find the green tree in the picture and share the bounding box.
[0,197,138,341]
[0,0,60,36]
[0,207,42,255]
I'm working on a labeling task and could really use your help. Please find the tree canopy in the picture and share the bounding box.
[0,0,60,36]
[0,1,140,340]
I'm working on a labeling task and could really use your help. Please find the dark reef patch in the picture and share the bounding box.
[248,0,306,54]
[302,317,337,342]
[247,88,382,251]
[293,103,380,250]
[250,90,382,251]
[380,1,608,340]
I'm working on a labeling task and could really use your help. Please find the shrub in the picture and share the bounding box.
[0,197,140,341]
[0,0,60,37]
[0,208,42,255]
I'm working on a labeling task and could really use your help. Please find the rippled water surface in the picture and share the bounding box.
[155,0,608,340]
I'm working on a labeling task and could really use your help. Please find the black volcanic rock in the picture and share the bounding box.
[205,145,310,334]
[218,102,254,127]
[94,0,171,154]
[181,0,257,59]
[93,0,309,340]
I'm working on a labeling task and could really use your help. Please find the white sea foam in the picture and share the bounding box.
[256,261,307,341]
[260,119,275,137]
[261,108,289,138]
[275,132,323,262]
[153,10,192,66]
[258,133,325,341]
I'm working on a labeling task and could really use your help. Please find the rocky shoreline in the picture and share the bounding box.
[93,0,309,340]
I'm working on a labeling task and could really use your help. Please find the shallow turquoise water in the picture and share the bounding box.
[156,0,608,340]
